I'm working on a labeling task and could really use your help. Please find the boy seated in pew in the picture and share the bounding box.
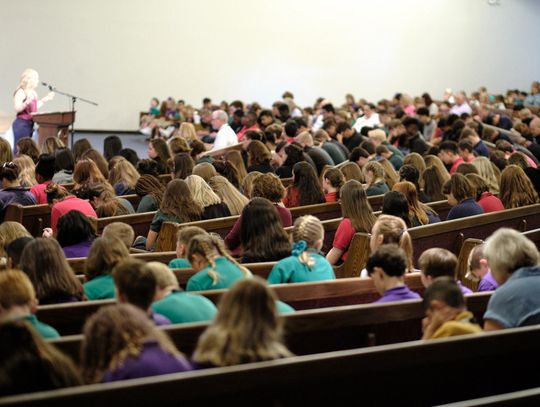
[4,236,33,268]
[147,261,218,324]
[422,277,482,340]
[467,244,499,292]
[366,244,421,303]
[418,248,473,295]
[168,226,207,269]
[102,222,135,250]
[0,270,59,338]
[113,259,171,326]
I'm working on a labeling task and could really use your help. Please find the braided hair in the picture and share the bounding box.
[291,215,324,268]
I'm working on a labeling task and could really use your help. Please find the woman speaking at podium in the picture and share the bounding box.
[12,68,54,151]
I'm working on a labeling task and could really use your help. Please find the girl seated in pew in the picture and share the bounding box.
[45,182,97,233]
[392,181,440,225]
[86,182,135,217]
[443,173,484,220]
[282,161,325,208]
[107,157,140,196]
[365,244,421,303]
[4,236,33,269]
[185,234,251,291]
[464,173,504,213]
[54,210,97,258]
[71,158,107,198]
[83,236,130,300]
[268,215,335,284]
[185,174,231,219]
[145,179,202,251]
[52,147,75,185]
[0,221,31,268]
[19,238,84,304]
[322,167,345,203]
[467,244,499,292]
[147,138,172,175]
[0,321,81,396]
[326,180,377,265]
[168,226,207,269]
[192,277,293,369]
[134,174,165,213]
[0,161,36,221]
[362,161,390,196]
[81,304,192,383]
[499,164,540,209]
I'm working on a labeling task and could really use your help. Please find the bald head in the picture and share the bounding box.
[211,110,229,128]
[530,117,540,137]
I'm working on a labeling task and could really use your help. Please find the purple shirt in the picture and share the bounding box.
[62,240,93,259]
[478,271,499,292]
[151,312,171,326]
[457,280,473,295]
[101,341,192,382]
[374,285,420,303]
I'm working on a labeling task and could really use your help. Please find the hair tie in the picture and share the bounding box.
[292,240,308,257]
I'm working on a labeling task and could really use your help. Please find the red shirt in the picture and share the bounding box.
[325,191,338,203]
[449,157,465,174]
[30,180,52,205]
[282,187,300,208]
[477,192,504,213]
[236,124,259,141]
[332,218,355,261]
[51,195,97,232]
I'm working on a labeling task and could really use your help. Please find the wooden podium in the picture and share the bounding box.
[32,111,75,146]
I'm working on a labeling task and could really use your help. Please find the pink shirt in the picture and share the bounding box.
[51,195,97,232]
[30,181,52,205]
[236,124,258,141]
[477,192,504,213]
[449,157,465,174]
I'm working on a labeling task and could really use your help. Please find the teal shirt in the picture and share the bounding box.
[169,258,192,269]
[276,300,295,314]
[268,253,336,284]
[151,291,217,324]
[186,257,247,292]
[137,194,158,213]
[83,274,116,300]
[22,314,60,339]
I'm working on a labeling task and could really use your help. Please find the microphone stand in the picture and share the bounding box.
[43,83,98,149]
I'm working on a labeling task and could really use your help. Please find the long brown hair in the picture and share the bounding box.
[87,182,130,217]
[80,149,109,179]
[423,166,447,202]
[85,236,130,281]
[173,153,195,179]
[290,161,325,205]
[73,159,107,186]
[340,180,377,233]
[392,181,434,225]
[135,175,165,205]
[193,277,292,367]
[499,165,540,208]
[160,179,203,222]
[226,150,248,183]
[247,140,271,167]
[19,238,83,303]
[81,304,181,383]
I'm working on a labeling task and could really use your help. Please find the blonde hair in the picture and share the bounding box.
[392,181,433,225]
[404,153,427,188]
[186,234,251,285]
[177,122,197,142]
[208,175,249,216]
[193,277,292,367]
[18,68,38,90]
[0,222,31,259]
[292,215,324,268]
[102,222,134,249]
[192,163,217,182]
[41,137,65,155]
[373,215,414,272]
[13,155,37,187]
[379,158,399,189]
[107,157,140,190]
[0,269,36,308]
[146,261,178,289]
[472,156,500,193]
[363,161,386,186]
[185,174,222,208]
[340,180,377,233]
[340,162,364,183]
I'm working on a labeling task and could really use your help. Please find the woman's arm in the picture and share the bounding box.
[37,92,54,109]
[483,318,504,331]
[326,247,343,265]
[146,230,158,251]
[13,89,30,113]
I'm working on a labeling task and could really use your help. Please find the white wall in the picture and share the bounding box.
[0,0,539,130]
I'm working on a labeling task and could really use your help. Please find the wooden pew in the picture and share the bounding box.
[68,251,177,274]
[204,143,243,159]
[437,387,540,407]
[173,262,276,288]
[48,292,489,366]
[36,274,425,336]
[89,211,156,237]
[409,203,540,265]
[4,203,51,237]
[17,320,540,407]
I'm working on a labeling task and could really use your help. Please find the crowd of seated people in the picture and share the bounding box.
[1,84,540,397]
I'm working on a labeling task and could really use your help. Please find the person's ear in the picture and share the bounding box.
[314,239,323,251]
[479,258,489,269]
[430,299,445,311]
[30,298,38,314]
[376,233,384,247]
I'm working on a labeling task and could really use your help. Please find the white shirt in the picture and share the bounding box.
[353,113,380,132]
[212,123,237,150]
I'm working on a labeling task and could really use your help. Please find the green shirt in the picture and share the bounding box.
[168,258,192,269]
[150,211,183,233]
[151,291,217,324]
[268,253,336,284]
[137,195,158,213]
[276,300,295,314]
[186,257,246,292]
[21,314,60,339]
[388,153,404,170]
[83,274,116,300]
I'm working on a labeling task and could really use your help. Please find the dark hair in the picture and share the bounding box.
[293,117,307,129]
[422,276,465,310]
[399,164,419,184]
[240,198,291,262]
[439,141,459,154]
[417,107,430,117]
[350,147,370,162]
[135,175,165,205]
[149,139,171,174]
[0,161,19,181]
[190,139,206,159]
[322,103,335,114]
[336,122,352,134]
[442,173,475,202]
[291,162,325,206]
[458,140,473,153]
[80,149,109,180]
[113,259,157,311]
[72,139,92,161]
[173,153,194,179]
[212,160,240,189]
[5,236,33,268]
[16,138,40,163]
[103,136,123,162]
[418,248,457,279]
[56,210,97,247]
[422,93,434,107]
[382,191,411,227]
[360,140,375,155]
[35,154,55,180]
[284,120,298,138]
[118,148,139,167]
[283,142,305,167]
[54,148,74,173]
[245,130,265,143]
[455,163,478,176]
[366,244,408,277]
[137,158,160,177]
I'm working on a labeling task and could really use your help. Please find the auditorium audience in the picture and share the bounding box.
[363,161,390,196]
[269,215,335,284]
[418,248,472,295]
[81,304,191,383]
[19,238,84,304]
[208,175,249,216]
[283,161,325,207]
[327,180,376,265]
[192,277,293,368]
[443,173,484,220]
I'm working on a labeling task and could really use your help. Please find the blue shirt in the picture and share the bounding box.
[473,140,490,157]
[374,285,420,304]
[268,252,335,284]
[484,266,540,328]
[447,198,484,220]
[186,257,246,292]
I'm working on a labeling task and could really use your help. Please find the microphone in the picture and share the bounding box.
[41,82,54,90]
